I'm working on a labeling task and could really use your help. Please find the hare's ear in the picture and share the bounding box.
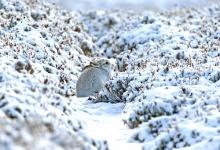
[91,57,97,62]
[92,57,102,63]
[89,62,96,67]
[82,65,92,71]
[90,60,100,66]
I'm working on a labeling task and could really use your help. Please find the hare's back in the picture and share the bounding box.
[76,67,105,97]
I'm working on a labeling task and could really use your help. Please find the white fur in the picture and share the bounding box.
[76,58,113,97]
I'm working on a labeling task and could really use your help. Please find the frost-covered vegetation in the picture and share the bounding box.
[0,0,220,149]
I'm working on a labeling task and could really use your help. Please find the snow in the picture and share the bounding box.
[56,0,215,11]
[73,98,141,150]
[1,0,220,150]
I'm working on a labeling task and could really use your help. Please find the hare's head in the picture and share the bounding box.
[90,58,115,73]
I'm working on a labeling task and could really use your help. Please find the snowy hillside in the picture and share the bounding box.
[0,0,220,150]
[57,0,216,11]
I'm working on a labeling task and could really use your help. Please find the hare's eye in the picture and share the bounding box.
[105,62,109,65]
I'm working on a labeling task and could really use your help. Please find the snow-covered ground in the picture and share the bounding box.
[0,0,220,150]
[73,98,142,150]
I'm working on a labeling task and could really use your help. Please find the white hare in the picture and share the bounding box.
[76,58,113,97]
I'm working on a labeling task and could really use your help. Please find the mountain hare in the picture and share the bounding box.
[76,58,114,97]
